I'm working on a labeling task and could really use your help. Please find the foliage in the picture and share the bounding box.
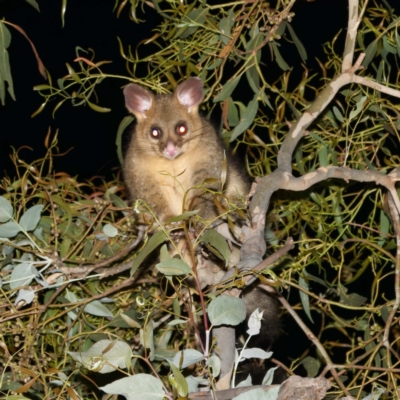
[1,0,400,399]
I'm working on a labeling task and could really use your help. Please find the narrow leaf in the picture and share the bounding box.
[299,275,314,323]
[87,99,111,113]
[156,258,192,276]
[0,21,15,105]
[131,231,167,275]
[116,115,134,165]
[362,40,378,68]
[287,23,307,62]
[84,300,114,318]
[230,95,259,142]
[213,75,241,103]
[271,41,290,71]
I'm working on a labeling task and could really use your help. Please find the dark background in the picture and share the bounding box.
[0,0,393,181]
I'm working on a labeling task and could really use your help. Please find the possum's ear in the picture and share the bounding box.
[123,84,154,120]
[175,77,204,112]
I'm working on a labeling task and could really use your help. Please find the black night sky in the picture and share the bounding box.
[0,0,395,181]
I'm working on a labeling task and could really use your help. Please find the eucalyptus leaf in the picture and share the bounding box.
[69,340,132,374]
[299,275,314,323]
[131,230,168,276]
[208,295,246,326]
[103,224,118,238]
[232,388,268,400]
[10,263,39,290]
[299,356,320,378]
[156,258,192,276]
[116,115,134,165]
[206,355,220,377]
[240,348,273,361]
[271,41,290,71]
[172,349,204,369]
[362,40,378,68]
[262,366,278,385]
[19,205,44,232]
[213,75,241,103]
[166,210,199,223]
[100,374,165,400]
[14,288,35,305]
[84,300,114,318]
[0,196,13,222]
[0,21,15,105]
[332,106,344,123]
[287,22,307,62]
[201,229,229,265]
[236,374,252,387]
[168,362,188,397]
[230,95,259,142]
[349,95,367,121]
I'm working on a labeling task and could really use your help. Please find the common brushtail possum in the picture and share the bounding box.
[122,77,279,349]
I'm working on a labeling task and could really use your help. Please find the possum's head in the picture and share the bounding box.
[123,77,205,160]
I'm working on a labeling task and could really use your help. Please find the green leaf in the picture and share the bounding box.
[227,97,239,127]
[156,258,192,276]
[166,210,199,223]
[382,35,396,54]
[0,21,16,105]
[338,283,367,307]
[0,221,21,238]
[230,94,259,142]
[100,374,165,400]
[24,0,40,11]
[299,356,320,378]
[131,231,168,276]
[159,244,170,263]
[219,10,234,45]
[271,41,290,71]
[299,275,314,323]
[103,224,118,238]
[349,95,367,121]
[0,196,13,222]
[246,31,264,63]
[19,205,44,232]
[201,229,229,266]
[232,388,267,400]
[362,40,378,68]
[116,115,134,165]
[10,263,38,290]
[168,362,188,397]
[69,340,132,374]
[176,8,208,39]
[66,62,82,83]
[396,29,400,58]
[332,106,344,123]
[287,22,307,63]
[245,65,260,95]
[172,349,204,369]
[87,99,111,113]
[378,210,390,247]
[84,300,114,318]
[208,295,246,326]
[213,75,241,103]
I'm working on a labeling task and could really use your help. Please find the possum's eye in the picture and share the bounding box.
[176,123,187,136]
[150,126,162,139]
